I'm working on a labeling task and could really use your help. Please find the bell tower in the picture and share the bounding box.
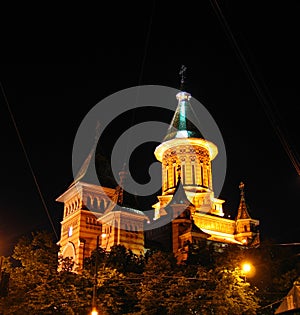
[153,90,223,219]
[147,71,260,256]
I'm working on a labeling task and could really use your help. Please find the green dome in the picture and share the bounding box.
[163,91,204,142]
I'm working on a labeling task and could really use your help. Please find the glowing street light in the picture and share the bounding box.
[91,307,98,315]
[242,262,251,273]
[241,262,253,281]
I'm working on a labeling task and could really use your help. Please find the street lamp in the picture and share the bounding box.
[91,306,98,315]
[91,232,108,314]
[242,262,253,281]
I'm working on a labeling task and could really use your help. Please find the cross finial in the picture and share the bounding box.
[179,65,187,90]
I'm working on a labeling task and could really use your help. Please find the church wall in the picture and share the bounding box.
[59,208,103,269]
[98,211,146,255]
[193,212,236,235]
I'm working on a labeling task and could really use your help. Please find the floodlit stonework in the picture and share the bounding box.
[57,175,147,270]
[147,91,259,262]
[57,87,260,268]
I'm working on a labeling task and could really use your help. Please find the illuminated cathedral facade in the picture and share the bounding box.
[57,88,260,269]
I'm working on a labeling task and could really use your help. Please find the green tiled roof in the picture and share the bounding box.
[163,91,204,142]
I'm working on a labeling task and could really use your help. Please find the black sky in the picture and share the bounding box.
[1,1,299,256]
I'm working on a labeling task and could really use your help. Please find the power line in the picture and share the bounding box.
[273,243,300,246]
[258,298,284,311]
[137,0,156,86]
[123,0,156,167]
[0,81,59,240]
[210,0,300,176]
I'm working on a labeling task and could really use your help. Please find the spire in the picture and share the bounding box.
[154,68,218,163]
[163,76,204,142]
[69,121,101,187]
[170,177,191,205]
[236,182,251,220]
[113,164,140,210]
[116,163,127,205]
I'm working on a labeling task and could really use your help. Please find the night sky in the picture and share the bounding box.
[1,1,299,256]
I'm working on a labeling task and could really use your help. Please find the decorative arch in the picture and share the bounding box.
[93,197,99,209]
[100,200,105,212]
[62,242,76,261]
[86,196,92,208]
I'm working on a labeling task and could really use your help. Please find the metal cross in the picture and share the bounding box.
[179,65,187,87]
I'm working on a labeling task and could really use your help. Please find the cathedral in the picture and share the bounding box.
[57,86,260,269]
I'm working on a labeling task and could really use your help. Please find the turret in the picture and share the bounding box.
[234,182,260,246]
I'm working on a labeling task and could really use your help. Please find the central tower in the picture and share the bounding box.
[153,91,224,219]
[147,86,259,259]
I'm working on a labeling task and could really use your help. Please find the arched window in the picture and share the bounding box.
[100,200,105,212]
[87,196,91,208]
[62,242,76,264]
[93,198,98,209]
[68,226,73,237]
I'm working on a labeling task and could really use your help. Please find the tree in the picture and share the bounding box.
[106,245,145,274]
[134,250,178,315]
[95,267,137,315]
[83,245,144,314]
[247,240,300,314]
[4,231,291,315]
[0,231,93,314]
[208,267,259,315]
[84,244,145,276]
[133,247,260,315]
[185,239,214,267]
[0,271,10,298]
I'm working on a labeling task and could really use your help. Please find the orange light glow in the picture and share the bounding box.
[242,262,251,273]
[91,307,98,315]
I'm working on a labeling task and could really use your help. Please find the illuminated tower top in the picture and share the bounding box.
[155,89,218,163]
[154,85,218,204]
[236,182,251,220]
[163,91,204,141]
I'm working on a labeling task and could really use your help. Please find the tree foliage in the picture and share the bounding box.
[1,231,298,314]
[133,249,259,315]
[0,231,92,314]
